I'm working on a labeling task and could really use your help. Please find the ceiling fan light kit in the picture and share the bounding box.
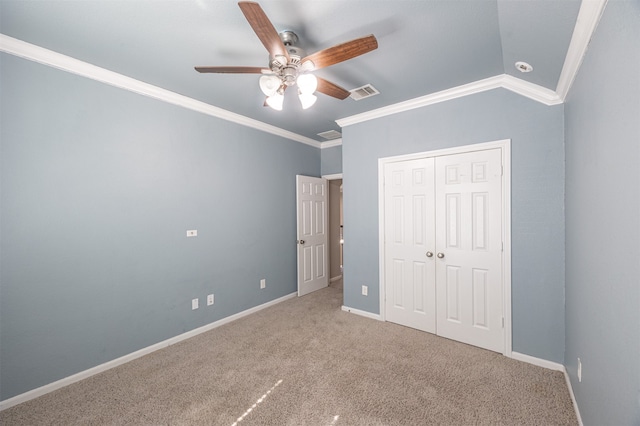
[195,1,378,111]
[298,92,318,110]
[259,74,280,97]
[259,61,318,110]
[296,73,318,109]
[297,73,318,94]
[265,91,285,111]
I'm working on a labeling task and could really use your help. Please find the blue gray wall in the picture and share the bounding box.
[0,54,320,400]
[320,144,343,176]
[342,88,565,362]
[564,1,640,424]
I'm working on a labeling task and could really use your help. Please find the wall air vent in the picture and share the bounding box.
[350,84,380,101]
[317,130,342,140]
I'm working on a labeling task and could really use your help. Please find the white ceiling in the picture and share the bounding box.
[0,0,582,143]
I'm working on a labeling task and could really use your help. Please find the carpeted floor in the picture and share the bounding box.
[0,284,577,425]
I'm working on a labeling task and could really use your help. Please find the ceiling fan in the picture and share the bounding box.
[195,1,378,111]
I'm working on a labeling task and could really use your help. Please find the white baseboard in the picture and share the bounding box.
[341,305,382,321]
[330,275,343,283]
[511,351,582,425]
[510,351,564,371]
[563,366,584,426]
[0,292,297,411]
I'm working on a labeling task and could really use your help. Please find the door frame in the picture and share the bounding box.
[378,139,512,357]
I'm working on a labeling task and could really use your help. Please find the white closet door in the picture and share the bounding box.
[384,158,436,333]
[434,148,503,352]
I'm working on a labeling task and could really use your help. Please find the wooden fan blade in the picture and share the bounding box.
[316,77,351,100]
[238,2,290,62]
[302,35,378,70]
[195,66,267,74]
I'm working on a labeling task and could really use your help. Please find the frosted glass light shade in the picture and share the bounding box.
[266,92,284,111]
[259,75,281,96]
[298,92,317,110]
[296,74,318,94]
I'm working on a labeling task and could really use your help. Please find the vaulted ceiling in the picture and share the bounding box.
[1,0,584,144]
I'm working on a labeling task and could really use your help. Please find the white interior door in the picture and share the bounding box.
[435,148,503,352]
[296,175,329,296]
[384,158,436,333]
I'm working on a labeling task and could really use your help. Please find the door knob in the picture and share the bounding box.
[426,252,433,258]
[298,240,306,245]
[437,252,445,258]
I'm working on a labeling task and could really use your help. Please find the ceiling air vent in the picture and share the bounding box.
[350,84,380,101]
[317,130,342,140]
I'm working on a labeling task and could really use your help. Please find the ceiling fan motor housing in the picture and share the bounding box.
[268,31,308,85]
[271,31,306,64]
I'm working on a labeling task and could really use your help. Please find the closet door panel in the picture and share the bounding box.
[383,158,436,333]
[435,149,504,353]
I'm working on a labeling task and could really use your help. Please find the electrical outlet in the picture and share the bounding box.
[362,285,368,296]
[186,230,197,237]
[577,358,582,382]
[260,279,266,289]
[192,298,199,310]
[207,294,214,306]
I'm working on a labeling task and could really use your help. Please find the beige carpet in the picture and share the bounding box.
[1,284,577,425]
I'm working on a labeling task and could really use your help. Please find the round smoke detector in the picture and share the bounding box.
[515,61,533,73]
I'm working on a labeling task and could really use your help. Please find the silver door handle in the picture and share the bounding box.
[298,240,306,245]
[426,252,433,258]
[437,252,445,258]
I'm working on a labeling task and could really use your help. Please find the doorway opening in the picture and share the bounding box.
[324,174,343,292]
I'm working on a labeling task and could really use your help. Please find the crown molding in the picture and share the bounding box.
[0,34,321,148]
[555,0,608,100]
[501,75,562,105]
[336,74,561,129]
[336,75,503,128]
[320,138,342,149]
